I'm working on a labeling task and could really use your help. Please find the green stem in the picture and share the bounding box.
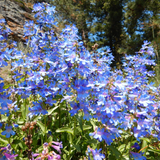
[44,115,47,142]
[74,116,76,136]
[25,99,27,122]
[59,105,61,140]
[8,113,12,144]
[130,135,133,150]
[59,106,61,128]
[81,111,84,134]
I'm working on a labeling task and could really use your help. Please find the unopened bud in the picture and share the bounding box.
[21,126,26,131]
[25,122,30,128]
[30,122,34,126]
[33,121,37,125]
[29,126,34,130]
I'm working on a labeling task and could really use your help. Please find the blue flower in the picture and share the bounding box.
[33,3,45,12]
[1,125,15,138]
[0,83,4,92]
[13,124,18,128]
[48,131,52,135]
[92,148,105,160]
[46,6,56,15]
[87,146,105,160]
[89,127,103,142]
[0,122,3,129]
[0,19,5,23]
[130,151,146,160]
[131,143,141,150]
[28,101,48,118]
[69,103,80,116]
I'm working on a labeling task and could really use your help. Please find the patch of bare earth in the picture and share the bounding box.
[0,63,12,82]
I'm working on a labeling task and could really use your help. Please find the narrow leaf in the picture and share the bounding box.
[37,121,45,133]
[0,137,8,144]
[108,145,121,159]
[83,125,92,131]
[56,127,74,135]
[47,105,59,115]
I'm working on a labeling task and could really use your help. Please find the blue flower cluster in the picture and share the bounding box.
[0,19,18,139]
[0,19,12,68]
[86,146,105,160]
[0,2,159,160]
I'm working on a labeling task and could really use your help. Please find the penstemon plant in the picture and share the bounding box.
[0,2,160,160]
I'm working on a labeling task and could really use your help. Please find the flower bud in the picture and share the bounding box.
[29,126,34,130]
[25,122,30,128]
[33,121,37,125]
[21,126,26,131]
[30,122,34,126]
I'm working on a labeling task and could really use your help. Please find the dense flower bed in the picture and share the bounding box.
[0,2,159,160]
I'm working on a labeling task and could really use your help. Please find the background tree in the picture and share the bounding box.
[51,0,160,64]
[51,0,124,66]
[123,0,160,57]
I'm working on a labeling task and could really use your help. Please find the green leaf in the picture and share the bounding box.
[1,115,8,122]
[76,115,83,132]
[47,105,59,115]
[73,144,81,152]
[76,136,81,145]
[19,142,25,149]
[68,133,73,144]
[17,118,24,124]
[140,137,150,143]
[37,121,45,133]
[36,145,43,153]
[148,148,160,154]
[109,154,116,160]
[3,84,10,89]
[141,138,148,156]
[76,125,92,133]
[83,125,92,131]
[118,144,126,153]
[90,119,97,130]
[0,137,8,144]
[56,127,74,135]
[21,103,28,120]
[33,115,41,121]
[86,139,97,144]
[63,147,69,155]
[12,139,21,144]
[63,154,67,159]
[47,135,53,143]
[108,145,121,159]
[54,95,63,100]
